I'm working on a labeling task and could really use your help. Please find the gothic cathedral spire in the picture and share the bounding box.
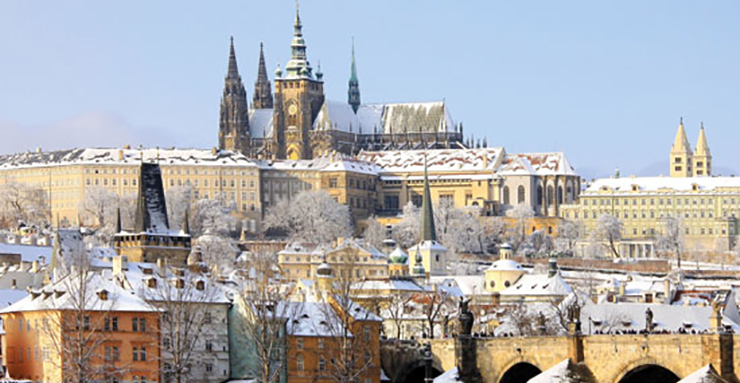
[284,1,313,79]
[253,42,273,109]
[348,39,361,114]
[219,37,251,154]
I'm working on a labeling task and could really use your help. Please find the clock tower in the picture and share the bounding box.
[272,4,325,160]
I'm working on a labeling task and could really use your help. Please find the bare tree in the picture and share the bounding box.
[383,292,414,339]
[42,255,132,382]
[419,289,453,339]
[238,251,293,383]
[263,190,352,245]
[82,186,119,228]
[656,216,685,268]
[591,214,623,258]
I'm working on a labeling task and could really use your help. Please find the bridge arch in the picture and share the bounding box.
[393,359,443,383]
[613,360,680,383]
[497,359,543,383]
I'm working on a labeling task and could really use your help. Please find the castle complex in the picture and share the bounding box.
[218,6,463,160]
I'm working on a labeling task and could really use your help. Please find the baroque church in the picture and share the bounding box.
[218,6,465,160]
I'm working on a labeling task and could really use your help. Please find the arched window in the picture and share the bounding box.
[537,185,543,205]
[297,354,304,371]
[547,185,554,205]
[517,186,526,204]
[557,186,563,204]
[503,186,510,205]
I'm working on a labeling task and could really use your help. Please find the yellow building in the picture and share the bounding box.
[278,239,389,282]
[484,243,525,293]
[561,176,740,255]
[359,148,580,218]
[259,153,377,220]
[0,147,262,232]
[669,118,713,178]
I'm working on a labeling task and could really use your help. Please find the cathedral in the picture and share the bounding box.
[218,6,465,160]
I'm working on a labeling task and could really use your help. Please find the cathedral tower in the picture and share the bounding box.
[693,122,712,177]
[348,39,361,114]
[272,4,325,160]
[669,118,693,178]
[408,157,448,277]
[252,42,273,109]
[219,37,251,154]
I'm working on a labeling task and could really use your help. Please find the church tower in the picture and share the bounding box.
[669,118,693,178]
[252,43,273,109]
[272,4,325,160]
[219,37,251,154]
[408,157,448,276]
[348,39,361,114]
[693,122,712,177]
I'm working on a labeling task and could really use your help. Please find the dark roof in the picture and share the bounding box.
[134,163,170,233]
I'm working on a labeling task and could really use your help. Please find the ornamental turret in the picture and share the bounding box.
[669,117,693,177]
[693,122,712,177]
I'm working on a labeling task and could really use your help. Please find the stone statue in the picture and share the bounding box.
[458,297,474,336]
[537,311,547,335]
[645,307,654,332]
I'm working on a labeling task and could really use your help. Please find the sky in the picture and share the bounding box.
[0,1,738,179]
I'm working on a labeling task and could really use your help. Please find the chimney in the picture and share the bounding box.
[11,279,17,289]
[113,255,129,276]
[548,258,558,278]
[212,147,218,156]
[118,149,124,161]
[31,260,39,273]
[29,235,38,246]
[618,282,626,297]
[664,279,671,302]
[123,144,131,150]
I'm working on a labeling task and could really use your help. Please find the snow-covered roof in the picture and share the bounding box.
[359,148,502,174]
[585,176,740,194]
[285,301,347,337]
[0,148,257,170]
[1,272,156,313]
[434,367,461,383]
[528,359,595,383]
[500,272,573,297]
[431,275,488,297]
[313,100,455,135]
[498,152,577,176]
[0,243,52,263]
[677,365,729,383]
[249,108,274,139]
[351,279,427,293]
[581,303,740,333]
[260,153,378,175]
[115,263,231,304]
[487,259,523,272]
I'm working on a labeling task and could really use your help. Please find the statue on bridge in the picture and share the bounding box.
[645,307,654,333]
[458,297,474,336]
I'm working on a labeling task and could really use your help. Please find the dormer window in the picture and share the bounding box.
[692,183,700,191]
[147,278,157,288]
[97,289,109,301]
[631,185,639,192]
[195,280,205,291]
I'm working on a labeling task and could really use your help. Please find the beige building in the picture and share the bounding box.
[561,176,740,255]
[360,148,580,217]
[0,147,262,232]
[278,239,389,281]
[669,118,712,178]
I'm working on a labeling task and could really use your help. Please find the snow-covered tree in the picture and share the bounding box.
[191,197,236,237]
[194,234,239,274]
[393,202,420,249]
[362,216,386,250]
[166,185,193,231]
[482,217,507,253]
[656,216,685,268]
[517,229,553,258]
[555,220,581,255]
[80,188,135,246]
[262,190,352,245]
[0,181,49,228]
[591,214,623,258]
[506,203,535,250]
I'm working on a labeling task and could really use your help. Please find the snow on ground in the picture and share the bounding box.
[433,367,460,383]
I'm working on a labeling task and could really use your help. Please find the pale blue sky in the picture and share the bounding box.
[1,1,738,178]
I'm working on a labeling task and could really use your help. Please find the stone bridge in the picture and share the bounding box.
[383,333,739,383]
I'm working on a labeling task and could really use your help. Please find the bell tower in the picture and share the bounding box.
[272,3,325,160]
[669,118,693,178]
[219,37,250,154]
[693,122,712,177]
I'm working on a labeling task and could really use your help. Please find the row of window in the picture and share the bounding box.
[584,197,740,206]
[574,210,739,220]
[168,178,256,189]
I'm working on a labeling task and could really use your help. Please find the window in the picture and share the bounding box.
[113,346,119,361]
[319,357,326,372]
[133,318,138,332]
[112,316,118,331]
[518,186,526,204]
[329,177,338,188]
[140,347,147,361]
[206,363,214,373]
[133,346,139,361]
[206,341,213,352]
[297,354,305,371]
[318,338,324,349]
[84,316,90,330]
[296,338,303,349]
[204,312,212,324]
[503,186,510,205]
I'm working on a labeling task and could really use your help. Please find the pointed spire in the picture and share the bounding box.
[695,121,711,156]
[227,36,240,79]
[284,0,313,79]
[671,117,691,153]
[348,38,361,113]
[252,42,274,109]
[419,155,437,242]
